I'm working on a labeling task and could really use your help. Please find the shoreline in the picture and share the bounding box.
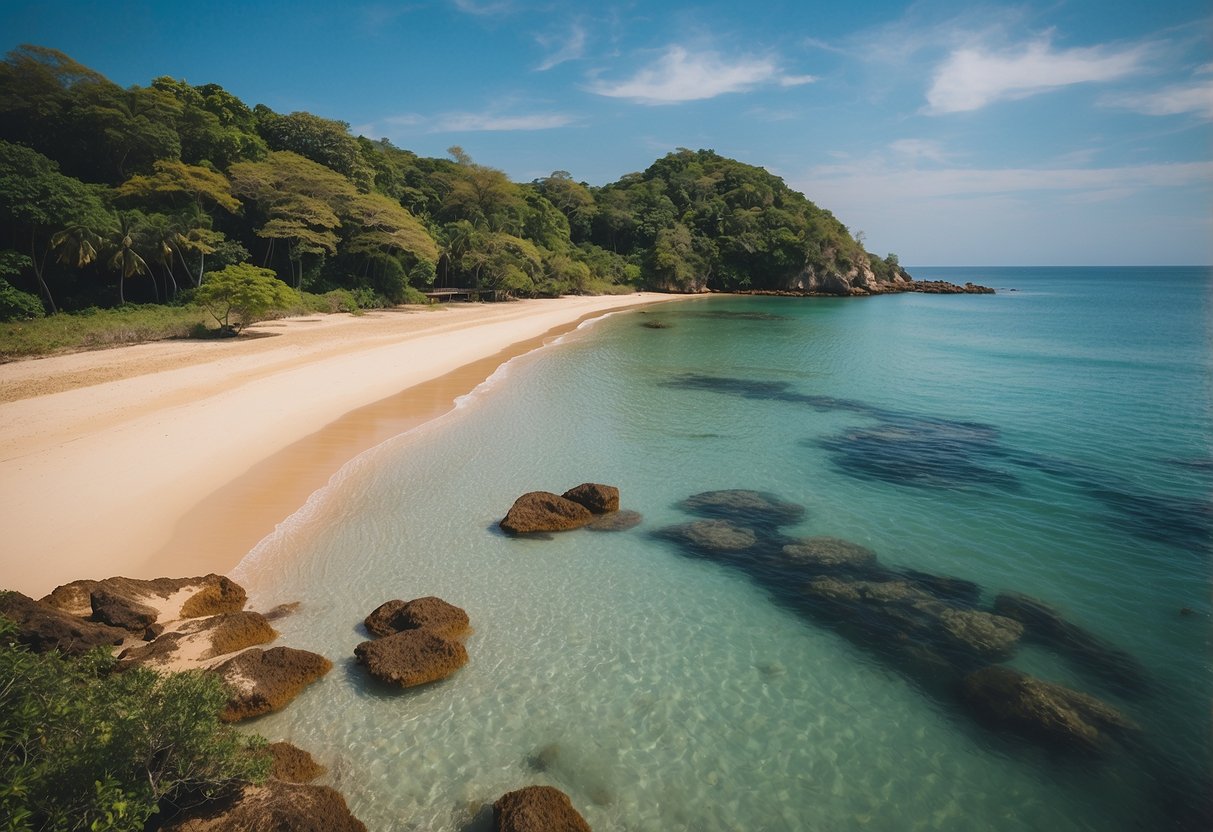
[0,293,687,597]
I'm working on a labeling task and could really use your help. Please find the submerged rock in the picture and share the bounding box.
[492,785,592,832]
[680,489,805,528]
[961,665,1138,752]
[160,779,366,832]
[779,536,877,571]
[655,519,759,554]
[561,483,621,514]
[355,629,468,688]
[586,509,643,532]
[0,590,126,655]
[500,492,594,534]
[213,646,333,722]
[363,596,470,640]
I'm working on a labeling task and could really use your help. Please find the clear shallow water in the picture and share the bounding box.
[234,267,1212,831]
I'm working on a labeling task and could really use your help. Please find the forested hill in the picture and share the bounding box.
[0,44,919,319]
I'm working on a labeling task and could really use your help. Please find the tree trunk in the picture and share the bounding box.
[30,228,57,314]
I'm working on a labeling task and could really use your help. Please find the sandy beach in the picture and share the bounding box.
[0,293,684,597]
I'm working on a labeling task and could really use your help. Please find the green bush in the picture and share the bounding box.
[0,279,46,322]
[0,616,268,831]
[195,264,298,334]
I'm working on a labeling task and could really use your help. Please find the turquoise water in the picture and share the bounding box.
[234,267,1212,831]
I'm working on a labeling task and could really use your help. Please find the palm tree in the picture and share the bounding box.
[50,223,101,270]
[106,211,152,304]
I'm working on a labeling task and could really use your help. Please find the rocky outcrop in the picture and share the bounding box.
[562,483,620,514]
[746,262,994,297]
[679,489,805,528]
[493,785,592,832]
[119,611,278,669]
[363,596,470,640]
[0,590,127,655]
[267,742,326,784]
[354,629,468,688]
[961,665,1138,752]
[212,646,333,722]
[500,492,594,534]
[41,574,245,621]
[90,588,159,632]
[159,779,366,832]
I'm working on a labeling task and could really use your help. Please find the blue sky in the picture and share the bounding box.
[2,0,1210,265]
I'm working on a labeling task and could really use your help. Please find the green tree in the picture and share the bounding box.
[254,107,372,188]
[105,211,153,304]
[195,263,296,333]
[0,617,268,832]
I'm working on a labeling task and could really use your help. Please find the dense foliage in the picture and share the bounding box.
[0,44,894,320]
[0,616,268,832]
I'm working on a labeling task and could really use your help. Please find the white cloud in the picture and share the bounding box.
[1102,78,1213,120]
[536,23,587,71]
[590,45,815,104]
[888,138,951,163]
[369,110,575,133]
[926,37,1148,113]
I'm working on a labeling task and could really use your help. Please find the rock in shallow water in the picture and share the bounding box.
[679,489,805,528]
[585,509,643,532]
[655,519,759,554]
[213,646,333,722]
[363,596,471,639]
[267,741,326,784]
[779,536,877,571]
[500,491,595,534]
[355,629,468,688]
[561,482,620,514]
[159,779,366,832]
[492,785,592,832]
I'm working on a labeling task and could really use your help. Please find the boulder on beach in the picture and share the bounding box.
[90,588,159,632]
[586,509,643,532]
[363,596,470,640]
[493,785,592,832]
[119,611,278,669]
[500,491,595,534]
[0,590,127,655]
[354,629,468,688]
[680,489,805,528]
[159,779,366,832]
[655,519,759,556]
[41,574,246,622]
[561,483,620,514]
[267,741,326,784]
[212,646,333,722]
[961,665,1139,752]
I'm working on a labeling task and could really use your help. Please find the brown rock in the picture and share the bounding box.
[493,785,592,832]
[0,590,127,655]
[355,629,468,688]
[263,601,302,621]
[561,483,620,514]
[364,596,470,639]
[586,509,643,532]
[90,588,159,631]
[213,646,333,722]
[159,780,365,832]
[267,741,326,783]
[179,576,248,618]
[41,574,245,621]
[961,665,1138,752]
[119,611,278,669]
[500,492,594,534]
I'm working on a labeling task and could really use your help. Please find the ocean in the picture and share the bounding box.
[233,266,1211,831]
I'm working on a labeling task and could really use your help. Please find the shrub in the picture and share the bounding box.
[195,264,297,334]
[0,278,46,322]
[0,616,268,831]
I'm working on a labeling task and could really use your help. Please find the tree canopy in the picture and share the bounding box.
[0,45,893,318]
